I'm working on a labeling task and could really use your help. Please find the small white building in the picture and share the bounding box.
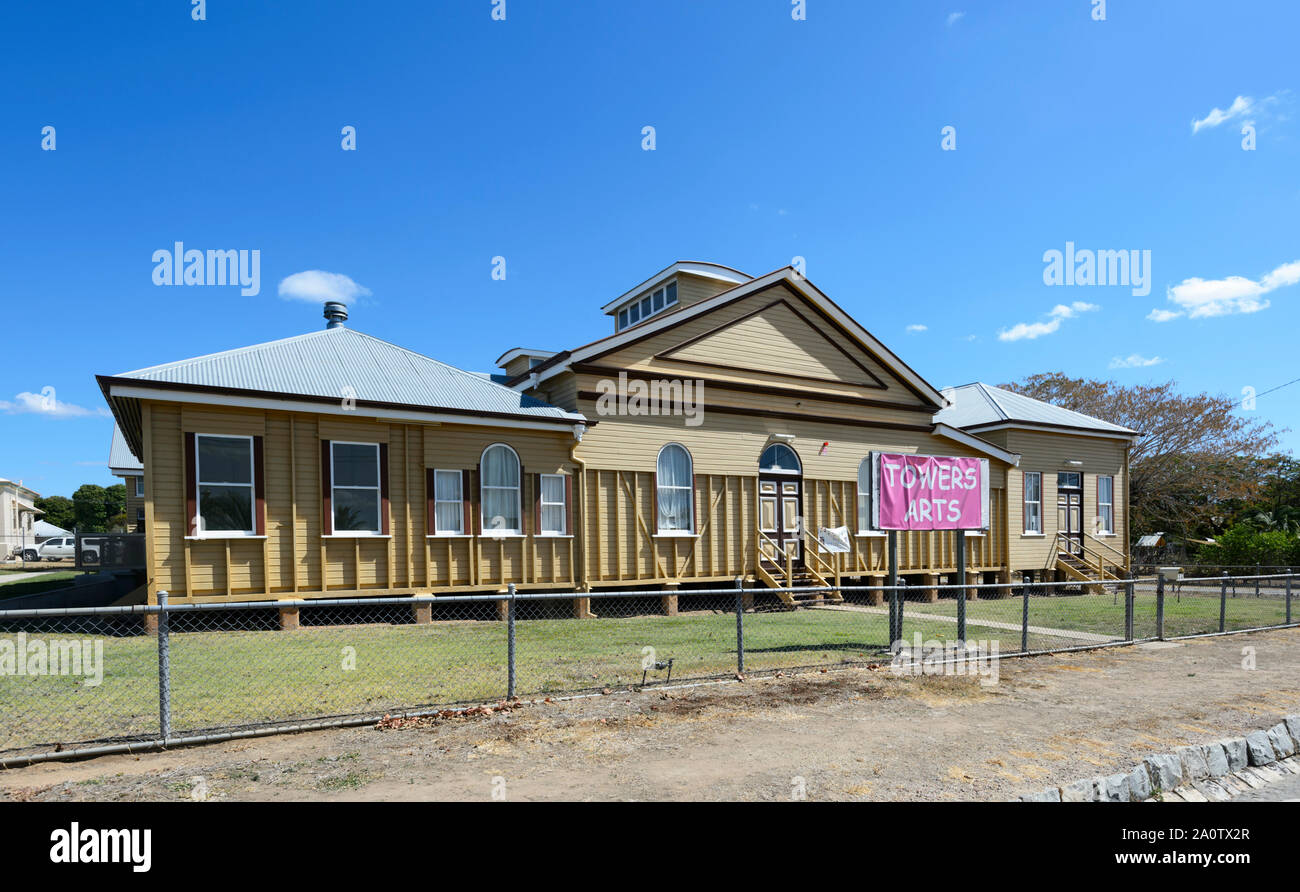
[0,478,42,558]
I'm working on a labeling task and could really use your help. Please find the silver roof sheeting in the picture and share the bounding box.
[109,422,143,471]
[109,327,583,423]
[934,382,1137,435]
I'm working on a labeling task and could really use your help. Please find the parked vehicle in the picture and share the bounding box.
[23,537,99,564]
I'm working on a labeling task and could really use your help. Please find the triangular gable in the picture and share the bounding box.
[654,297,888,389]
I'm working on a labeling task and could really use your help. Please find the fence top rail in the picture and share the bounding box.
[1161,572,1295,584]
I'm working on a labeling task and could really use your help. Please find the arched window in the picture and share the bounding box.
[480,444,521,534]
[656,443,694,533]
[759,442,801,474]
[857,457,872,533]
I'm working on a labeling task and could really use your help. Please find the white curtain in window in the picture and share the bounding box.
[657,444,693,532]
[434,470,462,533]
[540,474,566,534]
[481,445,521,532]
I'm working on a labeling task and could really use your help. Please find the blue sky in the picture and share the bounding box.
[1,0,1297,497]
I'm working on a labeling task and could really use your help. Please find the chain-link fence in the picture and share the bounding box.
[1,572,1295,766]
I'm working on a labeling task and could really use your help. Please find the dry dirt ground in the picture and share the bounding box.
[2,627,1298,802]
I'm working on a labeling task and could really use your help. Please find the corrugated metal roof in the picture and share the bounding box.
[34,520,70,538]
[111,328,583,423]
[109,423,143,471]
[933,382,1137,435]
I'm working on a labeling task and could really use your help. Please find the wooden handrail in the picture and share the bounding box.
[1081,530,1128,564]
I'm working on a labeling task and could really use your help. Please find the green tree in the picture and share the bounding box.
[72,484,109,532]
[105,483,126,531]
[33,495,75,531]
[1001,374,1280,539]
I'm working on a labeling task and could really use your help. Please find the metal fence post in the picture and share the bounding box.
[887,531,899,647]
[1254,564,1260,599]
[506,583,517,699]
[1155,574,1165,640]
[157,590,171,743]
[956,531,967,644]
[1287,571,1293,626]
[1124,575,1134,641]
[734,577,745,675]
[1020,580,1029,654]
[1219,572,1228,634]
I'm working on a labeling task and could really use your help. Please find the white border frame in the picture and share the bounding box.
[330,440,383,537]
[480,443,523,536]
[655,442,695,535]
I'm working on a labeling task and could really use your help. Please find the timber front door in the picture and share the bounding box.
[758,443,803,569]
[1057,471,1083,557]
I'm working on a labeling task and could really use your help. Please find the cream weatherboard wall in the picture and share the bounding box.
[533,280,1016,583]
[978,428,1129,574]
[141,400,579,602]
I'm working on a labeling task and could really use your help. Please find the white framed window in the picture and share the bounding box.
[481,443,522,534]
[1023,471,1042,534]
[656,443,694,533]
[433,469,463,534]
[857,457,872,533]
[1097,475,1114,535]
[331,441,382,534]
[134,477,144,498]
[195,434,254,534]
[615,280,680,331]
[539,474,566,535]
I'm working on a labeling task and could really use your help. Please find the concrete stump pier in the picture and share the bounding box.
[278,600,302,631]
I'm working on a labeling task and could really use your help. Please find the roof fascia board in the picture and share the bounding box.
[963,420,1138,441]
[931,423,1021,466]
[108,384,587,433]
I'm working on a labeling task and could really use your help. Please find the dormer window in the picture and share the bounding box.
[615,280,678,332]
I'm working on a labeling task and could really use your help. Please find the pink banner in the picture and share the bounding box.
[875,453,986,531]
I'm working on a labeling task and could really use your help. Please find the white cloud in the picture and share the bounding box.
[905,323,928,333]
[1191,92,1288,133]
[1109,354,1165,369]
[1148,258,1300,321]
[277,270,372,304]
[1146,308,1182,323]
[946,11,965,27]
[0,391,110,418]
[998,301,1099,342]
[1192,95,1254,133]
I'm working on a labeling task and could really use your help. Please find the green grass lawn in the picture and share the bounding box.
[903,589,1293,642]
[0,606,971,753]
[0,571,81,599]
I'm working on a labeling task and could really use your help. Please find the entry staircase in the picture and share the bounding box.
[1054,531,1129,593]
[754,527,844,606]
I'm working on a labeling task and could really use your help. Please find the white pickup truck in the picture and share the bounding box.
[21,537,99,564]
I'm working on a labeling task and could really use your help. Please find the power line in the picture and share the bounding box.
[1242,375,1300,407]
